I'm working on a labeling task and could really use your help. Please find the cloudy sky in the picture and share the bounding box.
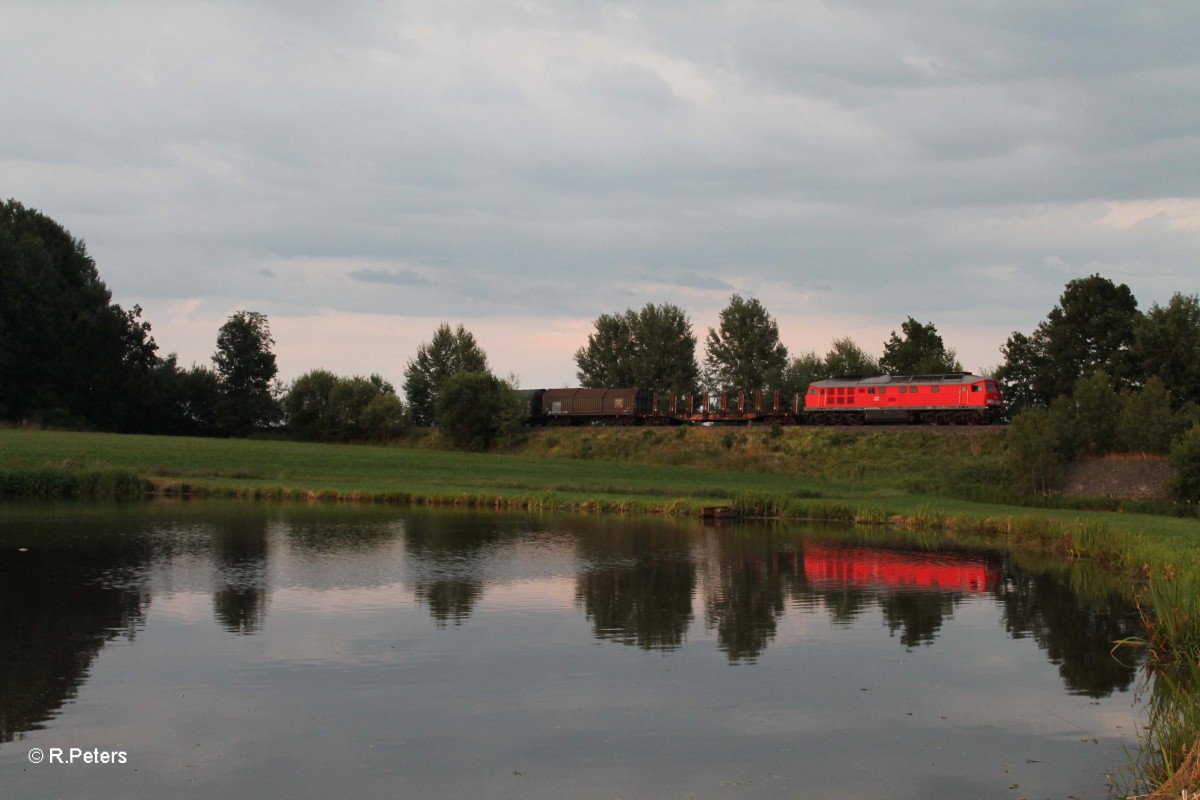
[4,1,1199,388]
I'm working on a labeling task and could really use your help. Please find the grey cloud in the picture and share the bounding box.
[3,0,1198,381]
[672,273,734,291]
[349,268,430,287]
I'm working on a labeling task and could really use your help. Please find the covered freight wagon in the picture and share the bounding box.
[537,388,654,425]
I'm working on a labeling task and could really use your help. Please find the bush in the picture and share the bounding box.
[435,372,522,451]
[1168,424,1200,505]
[361,393,409,442]
[1004,407,1063,495]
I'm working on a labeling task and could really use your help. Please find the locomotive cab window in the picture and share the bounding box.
[972,384,982,392]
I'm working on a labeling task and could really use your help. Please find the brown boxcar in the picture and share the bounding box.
[540,388,653,424]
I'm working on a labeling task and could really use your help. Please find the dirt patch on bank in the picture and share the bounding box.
[1060,454,1169,499]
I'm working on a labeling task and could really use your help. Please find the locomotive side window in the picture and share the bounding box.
[931,386,940,393]
[899,387,907,394]
[972,384,982,392]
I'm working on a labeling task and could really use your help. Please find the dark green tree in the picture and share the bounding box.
[145,357,221,437]
[703,295,788,392]
[361,393,409,441]
[212,311,281,437]
[328,375,394,441]
[284,369,339,440]
[1069,371,1122,456]
[1134,293,1200,408]
[778,351,827,397]
[434,371,521,451]
[1168,424,1200,506]
[0,199,159,428]
[575,311,636,387]
[996,275,1140,410]
[879,317,962,375]
[285,371,405,442]
[575,303,699,394]
[404,323,489,426]
[996,331,1047,414]
[823,337,881,378]
[1118,377,1181,455]
[1004,407,1065,495]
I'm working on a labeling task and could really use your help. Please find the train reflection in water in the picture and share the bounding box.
[801,543,1003,593]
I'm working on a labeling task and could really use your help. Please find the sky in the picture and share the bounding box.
[4,1,1199,390]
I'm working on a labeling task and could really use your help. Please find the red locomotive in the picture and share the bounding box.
[529,373,1003,426]
[804,373,1004,425]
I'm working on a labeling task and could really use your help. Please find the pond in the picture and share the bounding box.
[0,501,1148,799]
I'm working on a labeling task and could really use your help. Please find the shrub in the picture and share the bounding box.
[435,372,522,451]
[1168,424,1200,505]
[1004,407,1063,495]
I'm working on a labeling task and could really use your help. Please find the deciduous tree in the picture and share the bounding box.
[1004,407,1064,495]
[1118,376,1181,455]
[284,369,339,440]
[778,352,827,397]
[996,275,1140,410]
[703,295,788,392]
[879,318,962,375]
[212,310,281,437]
[823,337,880,379]
[404,324,489,426]
[1168,424,1200,505]
[1135,293,1200,408]
[575,303,699,394]
[0,199,159,428]
[435,371,520,451]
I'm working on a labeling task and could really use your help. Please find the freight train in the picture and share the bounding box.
[526,373,1004,426]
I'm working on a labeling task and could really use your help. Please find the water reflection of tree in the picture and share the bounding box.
[574,524,695,651]
[0,535,149,742]
[705,532,805,663]
[878,592,958,648]
[211,516,270,634]
[404,514,500,627]
[811,587,873,627]
[997,566,1145,697]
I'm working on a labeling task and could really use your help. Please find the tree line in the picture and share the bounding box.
[0,200,961,443]
[4,199,1200,501]
[992,275,1200,501]
[572,295,961,397]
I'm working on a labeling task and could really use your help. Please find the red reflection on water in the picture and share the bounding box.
[804,544,1000,592]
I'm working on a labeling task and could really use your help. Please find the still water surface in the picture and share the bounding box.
[0,501,1147,799]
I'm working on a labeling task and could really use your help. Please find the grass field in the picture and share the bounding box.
[0,425,1194,533]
